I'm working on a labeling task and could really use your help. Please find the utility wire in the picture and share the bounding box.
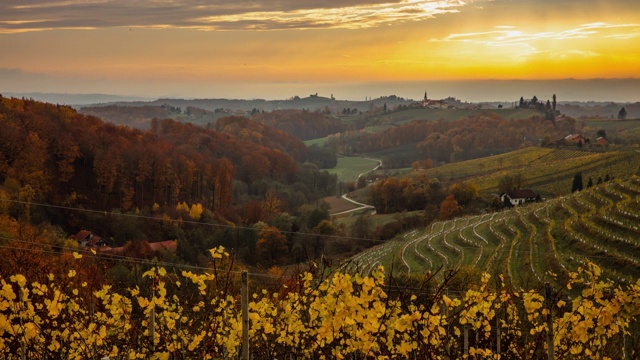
[0,198,389,244]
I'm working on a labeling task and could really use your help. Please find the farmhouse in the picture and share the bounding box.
[73,230,111,248]
[562,134,586,145]
[100,240,178,256]
[595,137,608,146]
[500,189,538,206]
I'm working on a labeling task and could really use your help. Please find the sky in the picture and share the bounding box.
[1,0,639,101]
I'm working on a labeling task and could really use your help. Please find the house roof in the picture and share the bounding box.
[563,134,585,142]
[74,230,91,242]
[148,240,177,253]
[503,189,537,199]
[102,240,177,256]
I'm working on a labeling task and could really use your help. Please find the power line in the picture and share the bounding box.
[0,235,285,280]
[0,198,389,244]
[1,184,639,280]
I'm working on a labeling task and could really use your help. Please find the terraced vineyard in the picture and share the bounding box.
[342,176,640,290]
[421,147,640,198]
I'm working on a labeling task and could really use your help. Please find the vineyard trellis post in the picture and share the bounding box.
[19,289,26,360]
[496,309,501,356]
[545,282,554,360]
[150,274,158,353]
[463,325,469,356]
[242,270,250,360]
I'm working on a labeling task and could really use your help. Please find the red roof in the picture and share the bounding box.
[148,240,177,253]
[74,230,91,242]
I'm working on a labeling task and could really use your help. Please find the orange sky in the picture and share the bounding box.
[1,0,639,100]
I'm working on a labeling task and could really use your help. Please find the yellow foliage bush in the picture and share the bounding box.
[0,247,638,359]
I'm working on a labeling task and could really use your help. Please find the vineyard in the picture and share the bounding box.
[343,176,640,290]
[3,246,640,359]
[423,147,640,197]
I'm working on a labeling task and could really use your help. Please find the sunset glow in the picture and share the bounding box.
[1,0,639,99]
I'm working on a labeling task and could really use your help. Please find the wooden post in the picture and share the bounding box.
[242,270,250,360]
[496,309,501,356]
[545,283,554,360]
[20,290,26,360]
[463,326,469,356]
[150,275,157,353]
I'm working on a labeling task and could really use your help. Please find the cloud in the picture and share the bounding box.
[0,0,471,33]
[436,22,640,46]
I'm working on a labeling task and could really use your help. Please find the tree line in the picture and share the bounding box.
[326,113,577,164]
[0,96,342,268]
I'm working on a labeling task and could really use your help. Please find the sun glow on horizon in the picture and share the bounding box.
[1,0,639,96]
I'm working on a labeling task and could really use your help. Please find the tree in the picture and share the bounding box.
[350,214,372,240]
[449,181,478,205]
[498,173,525,194]
[255,225,289,266]
[439,195,461,220]
[262,190,282,219]
[596,129,607,139]
[519,97,524,108]
[502,195,513,209]
[552,94,557,112]
[531,95,538,105]
[571,172,583,192]
[587,177,594,188]
[356,175,367,189]
[618,107,627,120]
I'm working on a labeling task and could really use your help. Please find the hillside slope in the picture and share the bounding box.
[342,176,640,290]
[420,147,640,197]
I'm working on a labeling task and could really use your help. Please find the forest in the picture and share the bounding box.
[327,113,576,164]
[0,96,341,272]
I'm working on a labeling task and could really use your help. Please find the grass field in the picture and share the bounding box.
[323,195,360,214]
[303,137,329,147]
[327,156,380,182]
[584,119,640,131]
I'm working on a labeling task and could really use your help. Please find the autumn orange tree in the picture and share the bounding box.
[255,225,289,267]
[440,194,462,220]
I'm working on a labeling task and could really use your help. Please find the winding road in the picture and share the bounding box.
[330,157,382,216]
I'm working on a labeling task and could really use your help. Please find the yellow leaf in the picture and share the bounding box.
[155,352,171,360]
[9,274,27,287]
[72,252,82,259]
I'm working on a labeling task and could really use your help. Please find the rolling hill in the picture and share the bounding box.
[341,175,640,291]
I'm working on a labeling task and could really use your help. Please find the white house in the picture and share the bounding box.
[500,189,538,206]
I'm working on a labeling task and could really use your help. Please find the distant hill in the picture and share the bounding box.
[2,92,153,105]
[559,101,640,119]
[79,94,414,113]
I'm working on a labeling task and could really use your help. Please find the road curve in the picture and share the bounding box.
[330,157,381,216]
